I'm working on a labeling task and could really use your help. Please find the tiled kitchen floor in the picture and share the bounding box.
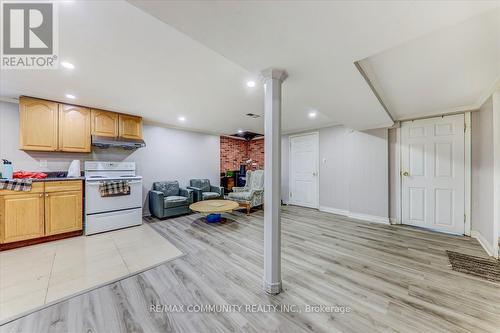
[0,224,183,323]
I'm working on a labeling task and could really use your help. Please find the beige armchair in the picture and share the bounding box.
[228,170,264,214]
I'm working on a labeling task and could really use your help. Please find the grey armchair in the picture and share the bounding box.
[228,170,264,214]
[149,181,193,219]
[187,179,224,202]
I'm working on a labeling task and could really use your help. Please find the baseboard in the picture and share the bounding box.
[471,230,497,258]
[319,206,390,225]
[389,217,400,225]
[319,206,349,216]
[348,212,390,225]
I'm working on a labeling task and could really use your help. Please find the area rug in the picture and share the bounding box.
[446,250,500,283]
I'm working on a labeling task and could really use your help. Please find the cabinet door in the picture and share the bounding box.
[91,109,118,137]
[19,97,58,151]
[0,193,45,243]
[119,114,142,139]
[58,104,91,152]
[45,190,82,236]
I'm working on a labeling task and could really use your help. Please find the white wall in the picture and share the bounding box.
[493,91,500,258]
[283,126,389,223]
[471,98,496,255]
[0,101,220,215]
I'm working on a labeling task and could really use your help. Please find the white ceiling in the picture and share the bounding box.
[360,7,500,120]
[1,1,498,134]
[0,0,264,135]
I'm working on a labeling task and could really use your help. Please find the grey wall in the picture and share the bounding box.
[318,126,349,212]
[471,98,495,250]
[0,101,220,215]
[283,126,389,219]
[388,128,399,221]
[281,135,289,204]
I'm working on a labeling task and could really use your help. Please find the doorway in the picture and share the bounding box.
[289,132,319,208]
[400,114,467,235]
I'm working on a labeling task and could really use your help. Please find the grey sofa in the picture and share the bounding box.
[188,179,224,202]
[149,181,193,219]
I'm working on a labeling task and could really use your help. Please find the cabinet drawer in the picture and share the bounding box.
[0,182,44,196]
[44,181,82,193]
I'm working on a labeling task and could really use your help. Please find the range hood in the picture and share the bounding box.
[91,135,146,150]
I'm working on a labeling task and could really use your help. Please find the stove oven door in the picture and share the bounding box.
[85,179,142,214]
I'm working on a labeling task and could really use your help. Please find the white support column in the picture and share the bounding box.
[260,68,287,294]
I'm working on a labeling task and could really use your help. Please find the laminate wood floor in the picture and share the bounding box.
[1,206,499,333]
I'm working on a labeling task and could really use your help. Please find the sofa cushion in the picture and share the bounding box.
[228,191,252,201]
[191,179,210,192]
[164,195,188,208]
[202,192,220,200]
[154,181,179,197]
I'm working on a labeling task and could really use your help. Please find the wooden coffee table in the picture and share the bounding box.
[189,199,239,223]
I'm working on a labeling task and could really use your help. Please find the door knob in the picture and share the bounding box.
[402,171,409,177]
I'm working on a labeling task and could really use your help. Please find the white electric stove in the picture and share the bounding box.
[84,161,143,235]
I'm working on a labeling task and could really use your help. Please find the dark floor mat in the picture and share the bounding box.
[446,250,500,283]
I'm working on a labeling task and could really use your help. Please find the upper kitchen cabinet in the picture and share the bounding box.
[19,96,143,152]
[19,97,58,151]
[58,104,91,152]
[119,114,143,139]
[91,109,118,137]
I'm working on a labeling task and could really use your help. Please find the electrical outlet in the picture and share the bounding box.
[39,160,47,167]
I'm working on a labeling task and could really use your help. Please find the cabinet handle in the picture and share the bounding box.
[45,193,49,197]
[39,193,43,197]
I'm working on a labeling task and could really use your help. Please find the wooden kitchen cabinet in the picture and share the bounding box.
[119,114,143,139]
[19,97,58,151]
[58,104,91,152]
[44,180,83,236]
[0,183,45,244]
[0,181,83,246]
[45,191,82,236]
[91,109,119,137]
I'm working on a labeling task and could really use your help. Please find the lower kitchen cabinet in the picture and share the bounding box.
[0,181,83,246]
[0,192,45,244]
[45,190,83,236]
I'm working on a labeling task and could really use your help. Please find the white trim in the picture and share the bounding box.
[348,212,390,225]
[319,206,390,225]
[471,231,496,257]
[288,131,320,209]
[464,112,472,236]
[319,205,349,216]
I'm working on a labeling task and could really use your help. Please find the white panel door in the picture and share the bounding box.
[401,115,465,234]
[289,132,319,208]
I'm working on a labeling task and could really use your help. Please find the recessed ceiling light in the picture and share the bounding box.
[61,61,75,70]
[178,116,186,122]
[65,94,76,99]
[246,81,256,88]
[238,129,244,133]
[308,111,317,119]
